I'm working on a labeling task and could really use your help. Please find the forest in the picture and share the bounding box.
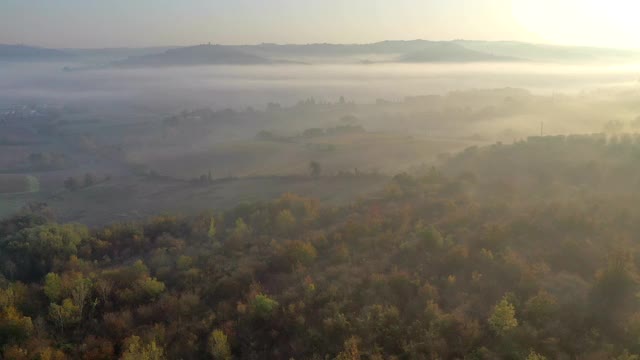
[2,135,640,359]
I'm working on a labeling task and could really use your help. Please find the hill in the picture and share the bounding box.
[0,44,72,61]
[112,44,272,67]
[398,42,518,63]
[455,40,640,63]
[7,40,640,65]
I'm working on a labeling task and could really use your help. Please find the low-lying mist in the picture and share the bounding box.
[2,61,640,110]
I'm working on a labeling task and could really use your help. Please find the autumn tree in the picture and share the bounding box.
[120,336,165,360]
[208,329,232,360]
[489,296,518,335]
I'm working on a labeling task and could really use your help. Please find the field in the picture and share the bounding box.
[127,132,476,179]
[45,174,388,226]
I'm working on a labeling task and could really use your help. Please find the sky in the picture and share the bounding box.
[1,0,639,49]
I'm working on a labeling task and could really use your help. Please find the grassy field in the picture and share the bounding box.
[127,132,478,179]
[45,174,388,227]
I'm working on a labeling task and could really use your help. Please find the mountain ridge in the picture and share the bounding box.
[3,40,640,66]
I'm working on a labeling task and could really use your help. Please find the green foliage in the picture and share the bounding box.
[0,306,33,345]
[230,218,250,240]
[121,336,165,360]
[208,217,217,240]
[275,209,296,235]
[489,296,518,335]
[208,329,232,360]
[281,240,317,266]
[43,273,62,303]
[416,223,444,250]
[49,298,81,330]
[250,294,279,319]
[1,223,88,280]
[617,351,640,360]
[136,277,166,301]
[526,350,547,360]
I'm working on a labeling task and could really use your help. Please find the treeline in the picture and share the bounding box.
[3,138,640,358]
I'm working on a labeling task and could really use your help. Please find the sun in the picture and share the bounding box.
[512,0,640,48]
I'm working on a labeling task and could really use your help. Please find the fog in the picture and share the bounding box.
[2,61,640,110]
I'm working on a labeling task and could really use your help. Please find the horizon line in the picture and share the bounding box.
[2,39,639,52]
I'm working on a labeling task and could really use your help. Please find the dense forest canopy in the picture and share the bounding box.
[2,137,640,359]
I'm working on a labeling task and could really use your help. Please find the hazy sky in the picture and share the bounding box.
[1,0,639,48]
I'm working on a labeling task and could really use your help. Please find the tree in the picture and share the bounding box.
[207,217,217,240]
[526,350,547,360]
[120,336,165,360]
[416,223,444,250]
[230,218,250,240]
[335,337,360,360]
[64,176,80,191]
[281,240,317,266]
[0,306,33,345]
[2,223,88,280]
[489,296,518,335]
[250,294,278,320]
[208,329,232,360]
[44,273,63,302]
[309,161,322,178]
[49,298,81,331]
[275,209,296,235]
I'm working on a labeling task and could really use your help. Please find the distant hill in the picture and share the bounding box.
[0,44,72,61]
[64,46,179,62]
[397,42,519,63]
[6,40,640,66]
[112,44,272,67]
[232,40,447,57]
[454,40,640,63]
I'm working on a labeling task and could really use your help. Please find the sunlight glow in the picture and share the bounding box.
[512,0,640,48]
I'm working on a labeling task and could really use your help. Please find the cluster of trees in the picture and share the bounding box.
[256,124,365,143]
[64,173,108,192]
[4,138,640,358]
[301,125,365,138]
[442,134,640,201]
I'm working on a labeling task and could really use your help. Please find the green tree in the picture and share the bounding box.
[208,217,217,240]
[0,306,33,345]
[275,209,296,235]
[230,218,250,240]
[526,350,547,360]
[2,223,88,280]
[282,240,317,266]
[44,272,63,302]
[489,296,518,335]
[416,223,444,250]
[120,336,165,360]
[49,298,81,331]
[208,329,232,360]
[250,294,279,320]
